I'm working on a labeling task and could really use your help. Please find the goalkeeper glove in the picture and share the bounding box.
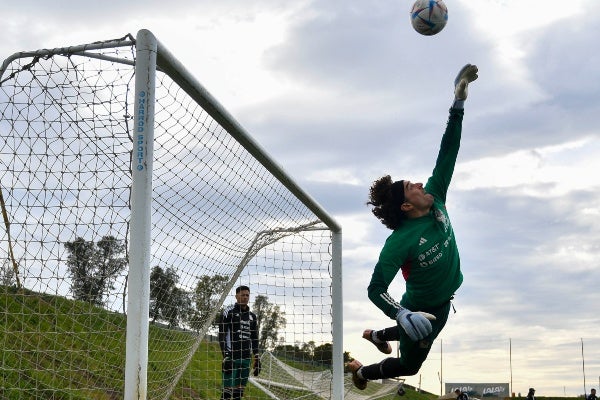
[454,64,479,101]
[253,355,261,376]
[222,353,233,373]
[396,307,436,341]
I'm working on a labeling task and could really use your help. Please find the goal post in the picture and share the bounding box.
[125,29,157,400]
[0,29,343,400]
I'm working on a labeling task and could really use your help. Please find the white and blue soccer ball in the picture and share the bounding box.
[410,0,448,36]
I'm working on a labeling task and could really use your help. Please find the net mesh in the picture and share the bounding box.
[0,35,335,399]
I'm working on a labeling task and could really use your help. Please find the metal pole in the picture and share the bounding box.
[124,29,157,400]
[440,339,443,395]
[582,338,587,397]
[510,338,513,397]
[331,230,344,399]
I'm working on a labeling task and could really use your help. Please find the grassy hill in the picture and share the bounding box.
[0,286,265,399]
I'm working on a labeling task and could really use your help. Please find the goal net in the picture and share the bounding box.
[0,30,342,399]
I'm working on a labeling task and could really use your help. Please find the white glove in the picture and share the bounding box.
[396,307,436,341]
[454,64,479,100]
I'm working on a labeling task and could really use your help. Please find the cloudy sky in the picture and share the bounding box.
[2,0,600,396]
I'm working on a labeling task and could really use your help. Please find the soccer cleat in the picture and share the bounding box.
[363,329,392,354]
[346,360,367,390]
[454,64,478,100]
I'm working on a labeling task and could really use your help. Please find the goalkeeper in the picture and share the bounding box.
[348,64,479,390]
[218,285,261,399]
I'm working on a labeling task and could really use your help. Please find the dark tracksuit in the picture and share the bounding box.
[218,303,259,398]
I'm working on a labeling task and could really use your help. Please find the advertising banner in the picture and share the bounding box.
[445,383,510,398]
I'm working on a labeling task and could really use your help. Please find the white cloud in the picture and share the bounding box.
[455,136,600,196]
[457,0,587,38]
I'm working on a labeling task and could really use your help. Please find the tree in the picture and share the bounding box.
[189,274,229,333]
[95,236,127,299]
[64,236,127,306]
[343,351,352,363]
[161,286,191,328]
[302,341,316,359]
[149,266,191,328]
[272,341,341,366]
[313,343,333,366]
[254,294,286,351]
[0,258,17,287]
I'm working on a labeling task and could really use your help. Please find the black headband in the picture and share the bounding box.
[390,180,405,207]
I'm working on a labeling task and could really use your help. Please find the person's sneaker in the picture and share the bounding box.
[363,329,392,354]
[346,359,367,390]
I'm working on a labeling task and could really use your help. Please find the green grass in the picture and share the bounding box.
[0,287,328,399]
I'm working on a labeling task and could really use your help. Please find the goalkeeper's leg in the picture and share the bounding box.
[232,387,244,399]
[360,301,451,380]
[221,366,236,399]
[372,325,401,341]
[346,359,368,390]
[221,387,233,399]
[363,328,395,354]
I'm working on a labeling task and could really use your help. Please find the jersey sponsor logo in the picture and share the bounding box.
[418,242,442,267]
[434,208,450,232]
[419,237,427,245]
[420,243,440,259]
[417,233,454,268]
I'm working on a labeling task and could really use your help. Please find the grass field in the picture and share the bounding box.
[0,286,263,399]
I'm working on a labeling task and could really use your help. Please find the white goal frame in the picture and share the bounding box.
[131,29,342,398]
[0,29,343,399]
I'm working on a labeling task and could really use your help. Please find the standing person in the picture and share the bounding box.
[587,389,597,400]
[218,285,261,399]
[526,388,536,400]
[347,64,479,390]
[455,388,469,400]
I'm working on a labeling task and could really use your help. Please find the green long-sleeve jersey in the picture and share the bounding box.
[368,108,464,319]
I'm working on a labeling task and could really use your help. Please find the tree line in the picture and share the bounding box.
[62,236,287,352]
[0,235,353,364]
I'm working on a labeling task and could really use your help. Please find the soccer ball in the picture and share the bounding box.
[410,0,448,36]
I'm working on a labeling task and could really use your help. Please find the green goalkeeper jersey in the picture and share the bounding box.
[368,108,464,318]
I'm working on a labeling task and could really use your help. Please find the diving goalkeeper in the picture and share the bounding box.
[347,64,479,390]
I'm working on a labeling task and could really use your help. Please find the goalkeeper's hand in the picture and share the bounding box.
[253,355,261,376]
[454,64,479,100]
[222,353,233,373]
[396,307,436,341]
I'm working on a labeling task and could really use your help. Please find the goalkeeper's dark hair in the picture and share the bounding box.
[367,175,407,230]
